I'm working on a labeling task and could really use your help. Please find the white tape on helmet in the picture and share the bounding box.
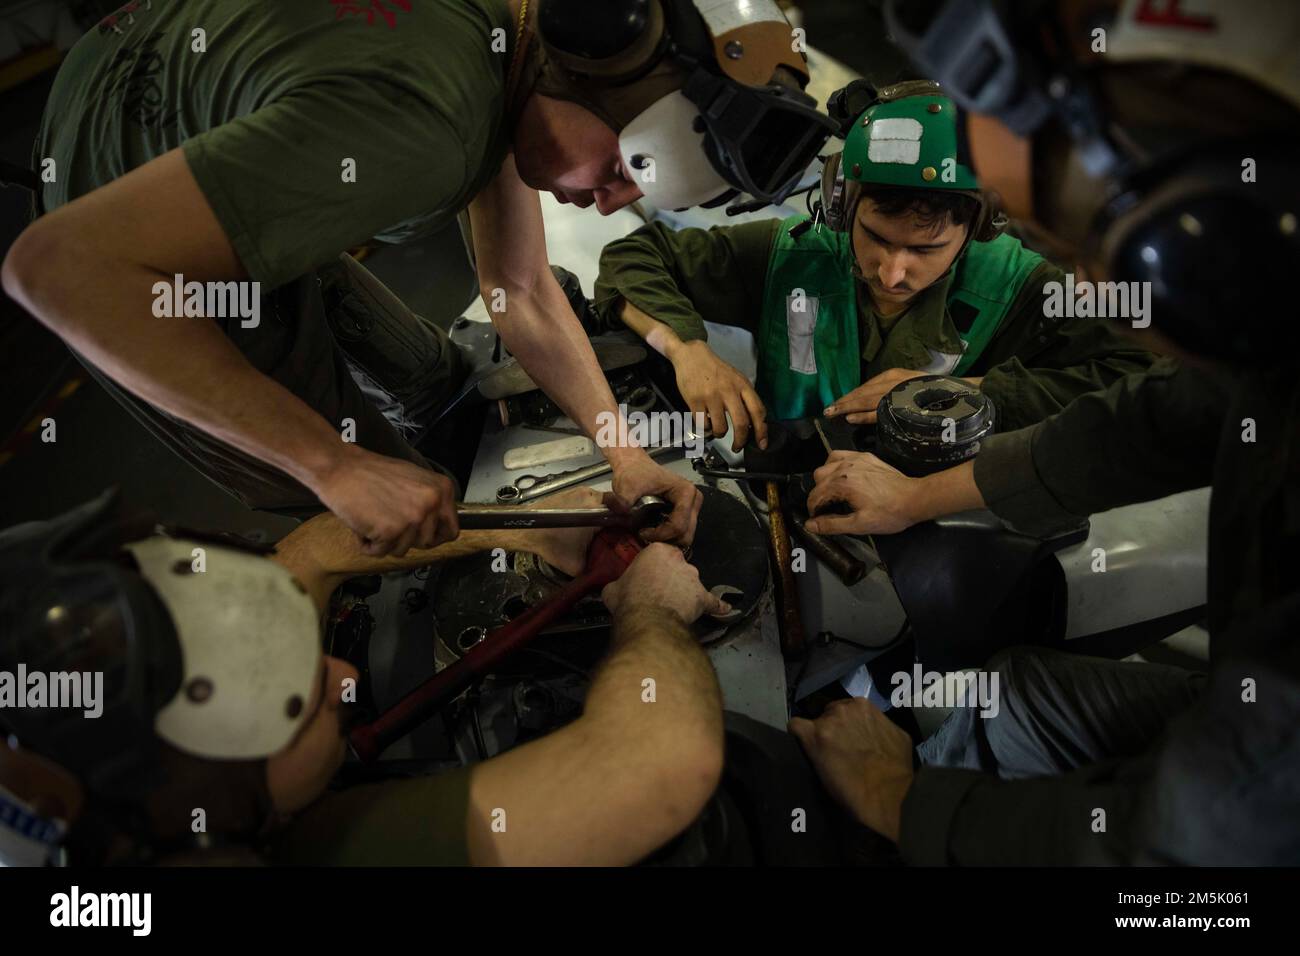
[126,537,321,760]
[619,91,732,210]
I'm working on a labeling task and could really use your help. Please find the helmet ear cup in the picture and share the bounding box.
[537,0,663,81]
[972,194,1008,242]
[820,152,857,232]
[827,79,880,137]
[1099,154,1300,366]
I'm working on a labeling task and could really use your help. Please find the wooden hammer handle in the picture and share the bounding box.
[766,481,807,660]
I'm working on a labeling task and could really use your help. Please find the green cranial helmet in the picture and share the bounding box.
[820,80,991,235]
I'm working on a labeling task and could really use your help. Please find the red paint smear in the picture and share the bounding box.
[331,0,413,29]
[1134,0,1217,32]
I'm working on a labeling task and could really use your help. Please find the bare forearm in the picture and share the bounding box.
[620,298,686,362]
[586,604,722,739]
[493,283,645,466]
[465,603,724,866]
[7,242,344,489]
[909,460,985,523]
[274,512,535,611]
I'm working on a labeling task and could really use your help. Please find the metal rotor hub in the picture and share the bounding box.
[876,374,996,476]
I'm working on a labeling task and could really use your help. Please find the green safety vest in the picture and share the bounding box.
[755,214,1044,420]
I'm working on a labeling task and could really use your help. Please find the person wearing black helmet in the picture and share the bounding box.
[0,486,729,866]
[1,1,836,556]
[791,0,1300,864]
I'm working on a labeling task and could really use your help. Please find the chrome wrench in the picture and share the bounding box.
[458,495,671,530]
[496,443,681,504]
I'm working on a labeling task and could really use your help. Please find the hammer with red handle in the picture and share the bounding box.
[349,527,644,764]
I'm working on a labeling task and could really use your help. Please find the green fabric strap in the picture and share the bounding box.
[949,233,1045,375]
[756,215,860,420]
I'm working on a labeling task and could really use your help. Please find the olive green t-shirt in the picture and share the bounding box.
[35,0,514,290]
[269,767,473,866]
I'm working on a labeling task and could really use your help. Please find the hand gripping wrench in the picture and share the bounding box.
[349,528,644,763]
[496,443,681,504]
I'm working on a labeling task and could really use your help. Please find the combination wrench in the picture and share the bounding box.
[496,443,681,504]
[458,495,670,530]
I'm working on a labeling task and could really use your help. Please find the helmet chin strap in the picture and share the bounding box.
[504,9,543,134]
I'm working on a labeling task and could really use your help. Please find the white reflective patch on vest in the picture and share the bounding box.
[786,294,819,375]
[920,348,962,375]
[867,117,923,165]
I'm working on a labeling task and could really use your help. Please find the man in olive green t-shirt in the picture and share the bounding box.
[3,0,835,555]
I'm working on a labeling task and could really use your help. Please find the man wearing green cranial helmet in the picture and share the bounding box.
[833,81,981,214]
[592,79,1156,451]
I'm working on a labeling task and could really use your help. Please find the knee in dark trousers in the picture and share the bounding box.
[915,645,1049,776]
[973,646,1068,776]
[919,645,1204,780]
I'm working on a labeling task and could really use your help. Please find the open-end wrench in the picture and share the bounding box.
[709,584,745,624]
[691,456,811,485]
[497,443,681,504]
[458,495,671,530]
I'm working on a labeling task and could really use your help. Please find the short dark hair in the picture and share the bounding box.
[857,185,980,236]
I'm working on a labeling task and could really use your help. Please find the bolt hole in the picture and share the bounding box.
[522,686,548,710]
[457,626,487,652]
